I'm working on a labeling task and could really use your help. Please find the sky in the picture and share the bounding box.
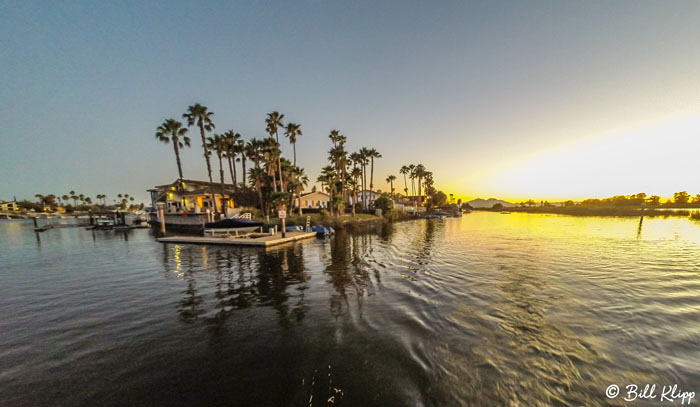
[2,0,700,204]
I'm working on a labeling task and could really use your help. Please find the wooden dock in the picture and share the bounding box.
[157,231,318,247]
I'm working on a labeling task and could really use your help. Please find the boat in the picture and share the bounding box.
[310,225,334,236]
[204,218,265,233]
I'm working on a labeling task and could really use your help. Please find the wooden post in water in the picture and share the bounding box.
[282,218,286,238]
[32,217,38,228]
[159,208,166,234]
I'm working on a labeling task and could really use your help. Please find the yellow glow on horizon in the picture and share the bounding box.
[448,114,700,202]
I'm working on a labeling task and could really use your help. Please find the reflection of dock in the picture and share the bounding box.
[157,231,318,247]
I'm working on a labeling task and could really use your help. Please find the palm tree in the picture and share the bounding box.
[248,167,267,210]
[350,167,362,216]
[78,194,85,205]
[284,122,302,166]
[183,103,216,210]
[207,134,229,212]
[265,111,285,192]
[368,148,381,192]
[408,164,416,196]
[400,166,410,196]
[236,139,247,187]
[69,191,77,207]
[62,195,70,206]
[262,137,281,192]
[415,164,426,203]
[223,131,241,189]
[155,119,190,183]
[290,166,309,216]
[386,175,397,198]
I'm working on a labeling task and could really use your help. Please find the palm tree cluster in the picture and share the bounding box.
[398,164,435,206]
[155,105,307,215]
[315,132,382,216]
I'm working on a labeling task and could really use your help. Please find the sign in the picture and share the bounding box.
[278,210,286,219]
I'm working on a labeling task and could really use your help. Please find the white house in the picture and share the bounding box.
[295,191,330,209]
[0,200,19,212]
[348,190,379,207]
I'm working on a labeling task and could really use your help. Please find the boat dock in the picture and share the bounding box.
[157,231,318,247]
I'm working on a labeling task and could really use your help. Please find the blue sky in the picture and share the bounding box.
[2,1,700,203]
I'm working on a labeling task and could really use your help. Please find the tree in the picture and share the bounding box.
[248,167,268,210]
[386,175,397,198]
[207,134,229,211]
[373,193,394,212]
[290,166,309,216]
[674,191,690,204]
[646,195,661,205]
[350,167,362,216]
[399,165,410,196]
[236,139,247,189]
[431,191,448,207]
[368,148,381,192]
[155,119,190,183]
[223,131,241,189]
[692,194,700,204]
[183,103,216,211]
[414,164,426,205]
[284,122,302,166]
[265,111,285,192]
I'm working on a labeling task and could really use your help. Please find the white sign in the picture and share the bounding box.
[278,210,286,219]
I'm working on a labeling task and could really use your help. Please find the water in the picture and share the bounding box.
[1,213,699,406]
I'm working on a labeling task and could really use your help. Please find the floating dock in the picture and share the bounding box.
[157,231,318,247]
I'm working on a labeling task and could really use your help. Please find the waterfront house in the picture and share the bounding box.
[348,190,380,207]
[0,200,19,211]
[295,191,330,210]
[149,179,236,215]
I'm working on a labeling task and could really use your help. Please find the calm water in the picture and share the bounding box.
[1,213,699,406]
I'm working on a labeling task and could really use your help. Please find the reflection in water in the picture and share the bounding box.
[1,214,699,406]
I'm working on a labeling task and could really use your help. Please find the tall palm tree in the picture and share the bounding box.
[69,191,77,207]
[155,119,190,183]
[415,164,426,202]
[284,122,302,166]
[386,175,397,198]
[358,148,370,206]
[62,195,70,206]
[350,167,362,216]
[400,166,410,196]
[262,137,281,192]
[265,111,285,192]
[408,164,416,196]
[236,139,247,187]
[368,148,381,192]
[183,103,216,210]
[207,134,229,212]
[223,131,241,189]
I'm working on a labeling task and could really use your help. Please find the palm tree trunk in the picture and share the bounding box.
[241,153,247,188]
[276,131,284,192]
[297,185,302,216]
[173,142,184,182]
[218,155,226,214]
[256,180,263,210]
[199,123,216,213]
[403,174,408,196]
[228,157,236,190]
[293,142,296,167]
[370,157,374,191]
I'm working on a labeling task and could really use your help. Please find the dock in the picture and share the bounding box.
[157,231,318,247]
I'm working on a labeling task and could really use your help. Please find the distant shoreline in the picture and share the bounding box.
[474,206,700,218]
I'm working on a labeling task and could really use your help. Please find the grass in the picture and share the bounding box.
[251,211,383,228]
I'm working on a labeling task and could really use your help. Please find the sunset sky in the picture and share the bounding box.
[2,1,700,203]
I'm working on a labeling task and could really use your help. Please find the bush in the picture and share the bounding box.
[373,193,394,212]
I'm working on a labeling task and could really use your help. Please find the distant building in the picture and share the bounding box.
[295,191,330,210]
[149,179,236,214]
[0,201,19,211]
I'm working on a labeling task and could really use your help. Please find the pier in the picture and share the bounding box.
[157,231,318,247]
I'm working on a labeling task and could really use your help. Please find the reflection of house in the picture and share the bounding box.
[295,191,330,209]
[0,201,19,211]
[149,179,236,214]
[348,190,379,207]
